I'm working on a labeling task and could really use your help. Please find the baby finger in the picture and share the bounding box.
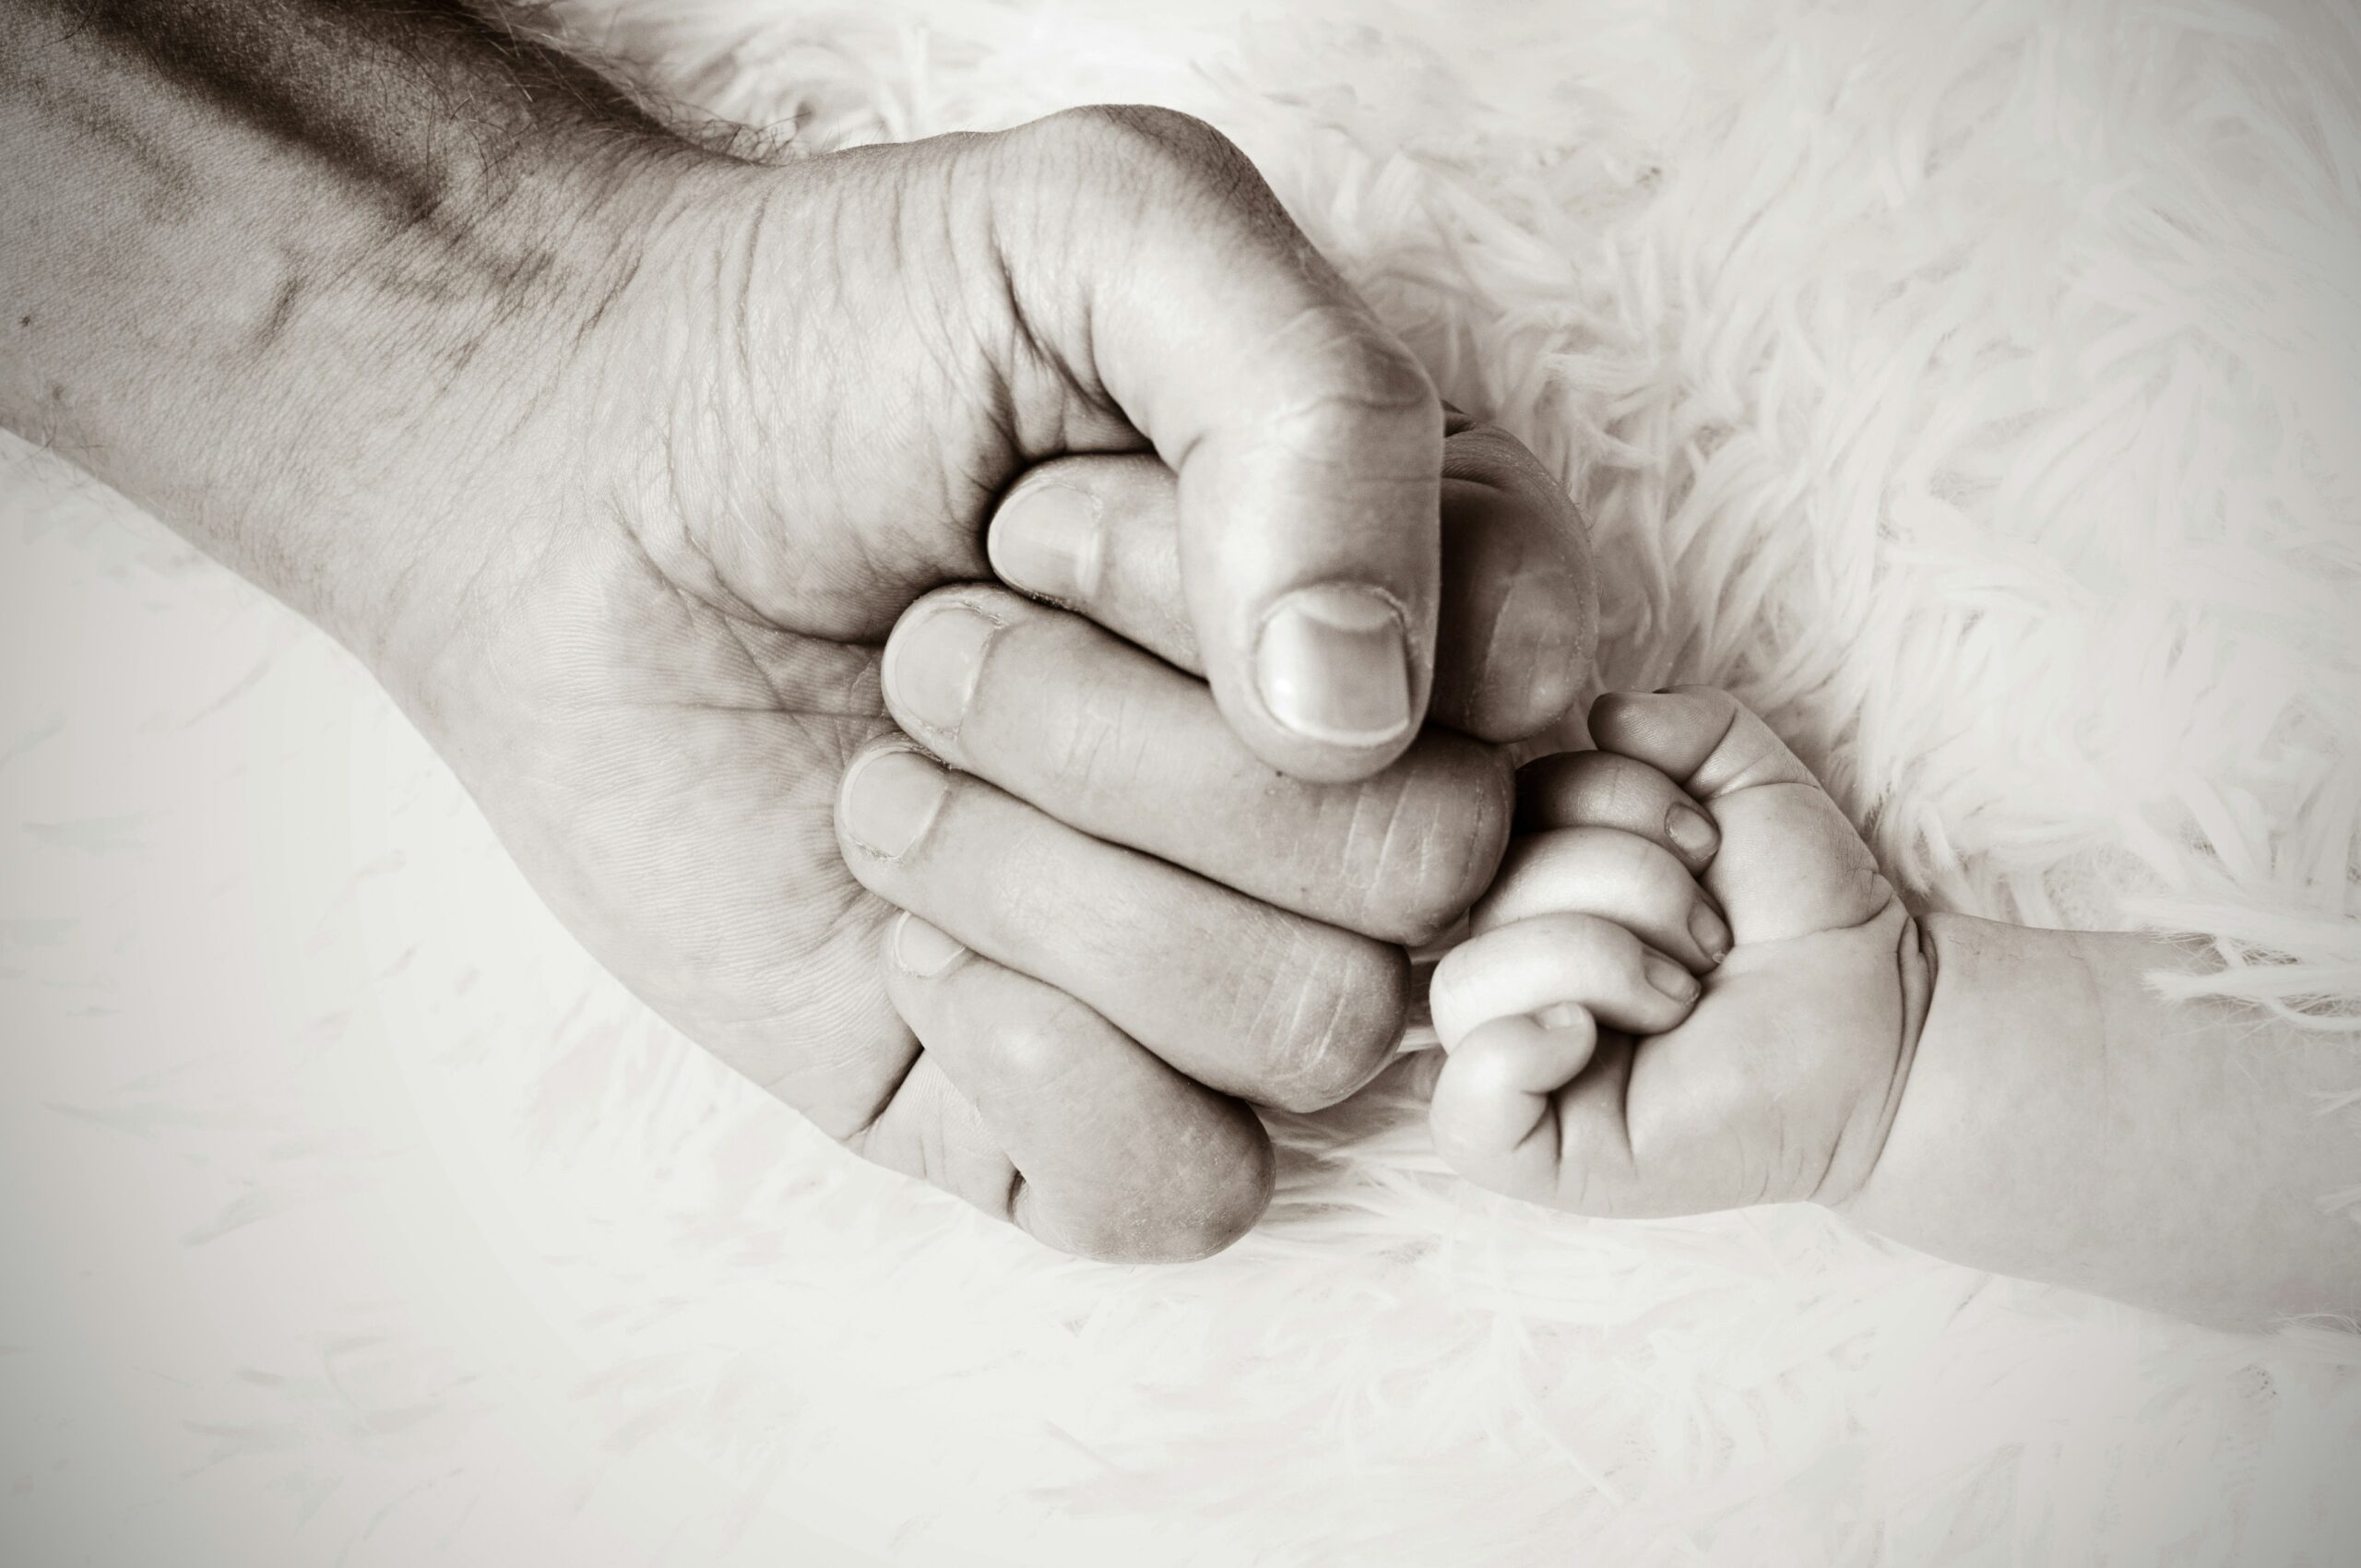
[1515,749,1719,873]
[1429,1012,1600,1199]
[1429,910,1699,1048]
[1472,826,1732,971]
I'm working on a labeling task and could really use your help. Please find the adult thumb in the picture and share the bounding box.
[998,105,1442,783]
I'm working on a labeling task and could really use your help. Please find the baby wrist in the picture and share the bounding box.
[1819,906,1944,1214]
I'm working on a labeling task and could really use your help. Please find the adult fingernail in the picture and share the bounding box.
[1643,952,1699,1004]
[839,747,949,860]
[1666,802,1718,861]
[1689,903,1732,965]
[1255,584,1413,745]
[989,482,1101,604]
[891,910,966,977]
[884,600,1000,736]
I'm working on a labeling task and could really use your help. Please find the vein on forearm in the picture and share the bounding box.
[0,0,696,660]
[31,0,674,224]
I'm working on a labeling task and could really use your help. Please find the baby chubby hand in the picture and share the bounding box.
[1426,688,1932,1218]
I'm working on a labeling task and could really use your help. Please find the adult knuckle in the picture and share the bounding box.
[1032,662,1150,802]
[1161,1194,1266,1260]
[1039,1113,1272,1264]
[1253,930,1409,1112]
[1067,1190,1262,1266]
[1135,1152,1275,1263]
[1262,313,1437,434]
[1085,104,1236,160]
[1353,742,1513,944]
[1439,421,1536,481]
[1602,825,1660,882]
[976,996,1086,1099]
[1037,103,1241,180]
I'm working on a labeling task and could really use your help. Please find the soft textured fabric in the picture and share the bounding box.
[3,1,2357,1562]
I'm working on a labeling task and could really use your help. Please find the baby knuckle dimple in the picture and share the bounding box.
[1601,825,1667,888]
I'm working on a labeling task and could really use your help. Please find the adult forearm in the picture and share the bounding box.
[1,0,678,667]
[1847,915,2361,1329]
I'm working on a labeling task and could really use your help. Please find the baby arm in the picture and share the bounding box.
[1426,688,2361,1330]
[1848,916,2360,1328]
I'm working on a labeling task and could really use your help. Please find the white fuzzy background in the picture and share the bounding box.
[5,1,2360,1563]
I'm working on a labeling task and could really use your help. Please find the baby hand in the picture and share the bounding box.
[1426,688,1929,1218]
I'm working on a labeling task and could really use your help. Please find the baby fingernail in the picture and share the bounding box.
[1666,802,1717,861]
[990,481,1101,604]
[884,599,1001,735]
[891,911,966,977]
[1643,952,1700,1004]
[839,747,948,860]
[1689,903,1732,964]
[1534,1001,1586,1030]
[1256,584,1413,746]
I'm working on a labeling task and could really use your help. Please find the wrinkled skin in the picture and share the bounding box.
[363,110,1596,1258]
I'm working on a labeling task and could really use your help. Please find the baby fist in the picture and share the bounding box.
[1426,689,1930,1218]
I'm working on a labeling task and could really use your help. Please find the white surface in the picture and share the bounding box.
[6,1,2361,1563]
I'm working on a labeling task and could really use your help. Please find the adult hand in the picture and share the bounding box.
[4,5,1594,1257]
[845,421,1592,1256]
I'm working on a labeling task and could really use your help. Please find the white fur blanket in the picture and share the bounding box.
[4,1,2358,1563]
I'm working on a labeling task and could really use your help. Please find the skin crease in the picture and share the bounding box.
[42,5,2341,1324]
[1417,689,2361,1332]
[2,2,1596,1260]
